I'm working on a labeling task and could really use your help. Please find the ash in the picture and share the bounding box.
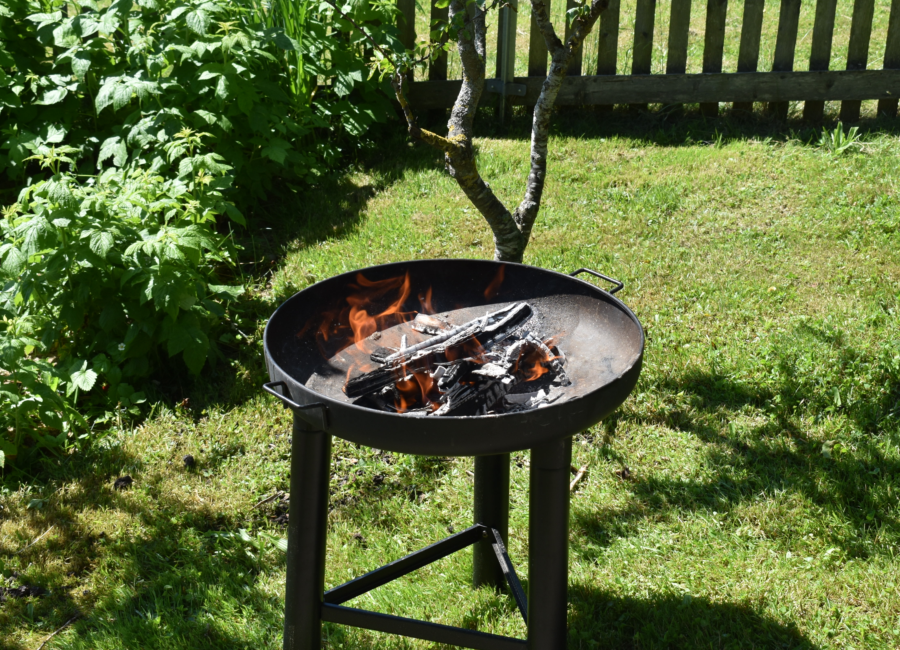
[344,302,571,416]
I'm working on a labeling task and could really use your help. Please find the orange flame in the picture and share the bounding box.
[483,265,506,300]
[418,286,435,314]
[346,273,412,347]
[394,371,436,412]
[312,272,418,357]
[514,342,558,382]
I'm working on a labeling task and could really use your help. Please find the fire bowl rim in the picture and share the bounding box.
[264,258,645,456]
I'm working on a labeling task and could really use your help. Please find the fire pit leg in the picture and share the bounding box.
[473,453,510,589]
[527,436,572,649]
[283,415,332,650]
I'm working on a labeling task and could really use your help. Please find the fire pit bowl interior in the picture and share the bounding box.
[264,259,644,456]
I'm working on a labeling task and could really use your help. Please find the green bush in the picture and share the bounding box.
[0,0,400,465]
[0,0,396,199]
[0,132,244,461]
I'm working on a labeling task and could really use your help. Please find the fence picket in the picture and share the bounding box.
[665,0,691,111]
[804,0,838,121]
[495,0,518,122]
[397,0,416,49]
[631,0,657,110]
[529,0,550,76]
[733,0,765,114]
[841,0,876,122]
[878,0,900,116]
[667,0,692,75]
[566,0,585,75]
[596,0,621,76]
[429,0,449,82]
[701,0,728,116]
[768,0,802,119]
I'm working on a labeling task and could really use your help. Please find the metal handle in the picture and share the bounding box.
[263,381,328,430]
[569,268,624,294]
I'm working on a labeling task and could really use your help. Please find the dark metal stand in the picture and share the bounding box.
[527,436,573,650]
[283,418,332,650]
[473,453,510,589]
[282,411,573,650]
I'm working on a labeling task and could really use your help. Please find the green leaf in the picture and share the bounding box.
[272,32,299,51]
[178,157,194,178]
[237,91,253,115]
[98,135,128,167]
[36,87,68,105]
[99,304,125,332]
[90,231,115,259]
[215,75,231,101]
[44,125,67,144]
[95,77,118,113]
[1,246,25,276]
[53,21,79,47]
[70,360,98,392]
[208,284,244,300]
[45,179,76,208]
[261,138,290,164]
[224,203,245,226]
[21,216,55,255]
[186,9,210,35]
[71,51,92,78]
[181,331,209,374]
[99,8,120,33]
[113,83,132,110]
[26,11,63,23]
[193,109,218,125]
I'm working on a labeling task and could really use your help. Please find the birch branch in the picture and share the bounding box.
[513,0,608,248]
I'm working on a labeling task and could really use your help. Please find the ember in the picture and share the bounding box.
[343,301,572,416]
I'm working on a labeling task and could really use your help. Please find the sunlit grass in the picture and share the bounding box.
[1,111,899,649]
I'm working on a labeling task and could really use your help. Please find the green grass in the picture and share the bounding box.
[2,111,900,649]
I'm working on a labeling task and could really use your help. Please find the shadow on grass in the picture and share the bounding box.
[483,103,900,151]
[568,584,821,649]
[0,440,285,650]
[575,318,900,560]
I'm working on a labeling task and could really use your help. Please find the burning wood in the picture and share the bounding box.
[343,301,571,416]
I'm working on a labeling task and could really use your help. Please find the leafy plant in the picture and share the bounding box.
[817,122,861,155]
[0,132,246,461]
[0,0,397,201]
[0,0,402,466]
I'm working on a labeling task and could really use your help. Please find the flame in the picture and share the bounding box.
[312,272,418,357]
[514,341,558,382]
[394,371,436,412]
[346,273,412,347]
[418,287,435,314]
[483,265,505,300]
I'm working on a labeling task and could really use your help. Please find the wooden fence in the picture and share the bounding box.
[395,0,900,121]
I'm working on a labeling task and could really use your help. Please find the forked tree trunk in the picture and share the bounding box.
[392,0,610,263]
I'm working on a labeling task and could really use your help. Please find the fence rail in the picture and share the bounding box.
[397,0,900,119]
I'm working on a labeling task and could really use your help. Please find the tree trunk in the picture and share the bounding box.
[391,0,610,264]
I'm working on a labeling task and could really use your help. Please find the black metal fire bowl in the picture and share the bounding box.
[264,259,644,456]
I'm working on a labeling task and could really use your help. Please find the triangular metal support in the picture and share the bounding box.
[321,523,528,649]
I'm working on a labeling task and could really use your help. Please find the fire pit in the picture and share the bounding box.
[264,259,644,650]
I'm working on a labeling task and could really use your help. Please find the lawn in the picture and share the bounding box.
[1,110,899,650]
